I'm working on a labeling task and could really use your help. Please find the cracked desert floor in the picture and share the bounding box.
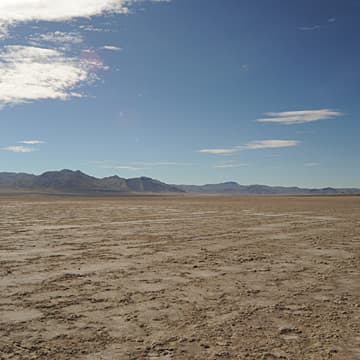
[0,195,359,360]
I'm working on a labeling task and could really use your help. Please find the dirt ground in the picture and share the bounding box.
[0,195,359,360]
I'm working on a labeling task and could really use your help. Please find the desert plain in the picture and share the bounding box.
[0,195,359,360]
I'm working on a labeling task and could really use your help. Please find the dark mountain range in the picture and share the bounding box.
[0,170,358,195]
[177,182,360,195]
[0,170,184,194]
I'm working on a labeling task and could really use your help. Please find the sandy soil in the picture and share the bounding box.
[0,195,359,360]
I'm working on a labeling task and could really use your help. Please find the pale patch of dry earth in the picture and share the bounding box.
[0,196,359,359]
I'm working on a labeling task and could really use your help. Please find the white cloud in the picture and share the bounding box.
[19,140,45,145]
[79,25,110,33]
[256,109,343,125]
[92,160,145,171]
[93,160,190,170]
[299,25,321,31]
[3,146,36,153]
[300,18,336,32]
[29,31,84,45]
[111,166,144,171]
[241,64,249,71]
[0,1,168,107]
[0,0,168,36]
[214,163,248,169]
[199,148,239,155]
[102,45,122,51]
[242,140,300,150]
[133,161,191,166]
[199,140,300,155]
[0,45,105,107]
[304,162,320,167]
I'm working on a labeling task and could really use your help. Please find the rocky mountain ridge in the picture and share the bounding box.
[0,170,184,194]
[0,170,359,195]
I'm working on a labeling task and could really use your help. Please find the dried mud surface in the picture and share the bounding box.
[0,196,359,360]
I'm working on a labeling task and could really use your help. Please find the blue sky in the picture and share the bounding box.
[0,0,359,187]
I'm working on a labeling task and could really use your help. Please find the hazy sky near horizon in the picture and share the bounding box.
[0,0,359,187]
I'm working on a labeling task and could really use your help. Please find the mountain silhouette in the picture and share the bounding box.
[0,170,184,194]
[0,170,359,195]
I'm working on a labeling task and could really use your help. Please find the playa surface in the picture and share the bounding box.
[0,196,359,359]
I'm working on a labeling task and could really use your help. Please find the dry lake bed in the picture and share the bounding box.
[0,195,359,359]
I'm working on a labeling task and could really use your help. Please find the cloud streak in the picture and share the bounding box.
[19,140,45,145]
[3,146,36,153]
[299,25,321,31]
[199,140,300,155]
[299,18,336,32]
[242,140,300,150]
[256,109,343,125]
[109,166,145,171]
[199,148,239,155]
[101,45,122,51]
[93,160,191,171]
[304,162,320,167]
[214,163,248,169]
[29,31,84,46]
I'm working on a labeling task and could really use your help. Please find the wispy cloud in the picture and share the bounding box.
[133,161,191,166]
[93,160,190,170]
[241,64,249,72]
[256,109,343,125]
[0,1,169,36]
[79,25,110,33]
[101,45,122,51]
[214,162,248,168]
[29,31,84,46]
[299,18,336,32]
[299,25,321,31]
[0,45,106,107]
[199,140,300,155]
[199,148,239,155]
[19,140,45,145]
[3,146,36,153]
[92,161,142,171]
[242,140,300,150]
[304,162,320,167]
[0,1,168,108]
[109,166,144,171]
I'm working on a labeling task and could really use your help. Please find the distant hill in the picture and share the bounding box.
[0,170,184,194]
[177,182,360,195]
[0,170,358,195]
